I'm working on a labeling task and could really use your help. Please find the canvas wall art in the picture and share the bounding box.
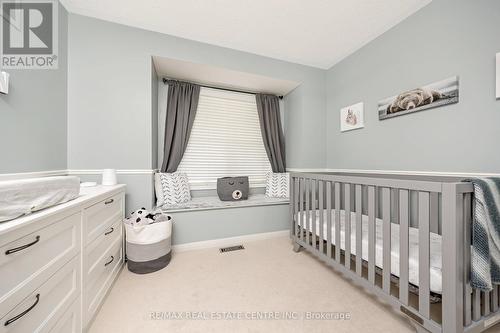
[378,76,459,120]
[340,102,364,132]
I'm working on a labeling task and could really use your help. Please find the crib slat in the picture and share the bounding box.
[305,178,310,246]
[368,186,376,284]
[497,285,500,311]
[345,184,351,270]
[318,181,324,254]
[311,180,317,249]
[473,289,481,321]
[464,192,472,325]
[326,182,332,258]
[294,178,300,238]
[418,191,430,319]
[492,288,498,313]
[335,182,341,262]
[482,291,491,317]
[399,189,410,306]
[289,177,294,237]
[299,178,304,242]
[356,185,363,276]
[392,188,399,224]
[429,192,439,235]
[382,187,391,294]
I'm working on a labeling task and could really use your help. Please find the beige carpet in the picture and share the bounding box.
[89,235,500,333]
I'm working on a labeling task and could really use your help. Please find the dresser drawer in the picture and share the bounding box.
[84,218,122,283]
[83,193,123,246]
[48,297,81,333]
[0,212,81,313]
[84,241,122,327]
[0,256,81,333]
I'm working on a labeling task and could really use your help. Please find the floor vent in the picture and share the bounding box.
[219,245,245,253]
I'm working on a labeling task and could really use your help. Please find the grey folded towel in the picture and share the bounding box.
[467,178,500,291]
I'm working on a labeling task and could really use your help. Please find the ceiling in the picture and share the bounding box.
[153,56,300,96]
[61,0,431,69]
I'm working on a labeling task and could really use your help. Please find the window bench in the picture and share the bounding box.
[159,194,289,213]
[157,194,290,246]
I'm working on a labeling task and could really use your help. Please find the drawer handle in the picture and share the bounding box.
[4,294,40,326]
[104,199,114,205]
[104,227,114,236]
[105,256,115,266]
[5,236,40,255]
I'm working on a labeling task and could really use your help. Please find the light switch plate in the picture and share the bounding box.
[0,71,9,94]
[496,53,499,99]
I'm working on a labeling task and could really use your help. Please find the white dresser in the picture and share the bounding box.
[0,184,126,333]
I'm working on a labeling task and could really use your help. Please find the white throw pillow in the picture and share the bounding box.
[265,172,290,198]
[155,172,191,207]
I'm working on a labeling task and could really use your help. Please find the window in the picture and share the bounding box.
[177,87,272,189]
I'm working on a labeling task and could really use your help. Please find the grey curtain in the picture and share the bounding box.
[161,80,200,173]
[256,94,286,172]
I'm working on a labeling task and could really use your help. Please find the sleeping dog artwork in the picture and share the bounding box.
[378,76,459,120]
[340,102,364,132]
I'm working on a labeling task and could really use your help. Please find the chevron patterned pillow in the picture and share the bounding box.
[265,172,290,198]
[155,172,191,207]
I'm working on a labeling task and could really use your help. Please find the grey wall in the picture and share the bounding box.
[0,3,68,173]
[326,0,500,173]
[170,204,289,245]
[67,14,325,172]
[69,172,154,217]
[151,62,158,170]
[67,14,326,212]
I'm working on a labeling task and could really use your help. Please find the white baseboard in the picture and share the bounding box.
[172,229,289,253]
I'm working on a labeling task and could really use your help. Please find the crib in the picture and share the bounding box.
[289,172,499,333]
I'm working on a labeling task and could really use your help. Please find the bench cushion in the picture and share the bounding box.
[159,194,288,212]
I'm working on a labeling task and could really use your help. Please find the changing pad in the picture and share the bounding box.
[0,176,80,223]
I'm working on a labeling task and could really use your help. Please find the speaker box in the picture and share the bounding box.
[217,176,249,201]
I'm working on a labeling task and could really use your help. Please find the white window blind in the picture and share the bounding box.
[177,87,272,189]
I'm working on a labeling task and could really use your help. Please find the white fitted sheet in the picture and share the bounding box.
[299,209,442,294]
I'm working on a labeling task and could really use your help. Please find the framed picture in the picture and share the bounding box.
[378,76,459,120]
[340,102,364,132]
[496,53,499,99]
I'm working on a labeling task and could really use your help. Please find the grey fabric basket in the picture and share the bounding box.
[125,214,172,274]
[217,176,249,201]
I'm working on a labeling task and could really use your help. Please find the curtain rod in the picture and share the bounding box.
[162,78,283,99]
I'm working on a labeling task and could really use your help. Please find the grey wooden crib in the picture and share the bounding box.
[289,172,499,333]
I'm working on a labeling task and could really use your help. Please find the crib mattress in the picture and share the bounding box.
[299,210,442,294]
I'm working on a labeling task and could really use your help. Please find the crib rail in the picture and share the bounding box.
[289,172,497,333]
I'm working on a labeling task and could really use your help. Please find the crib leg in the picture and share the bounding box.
[409,320,431,333]
[292,242,302,253]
